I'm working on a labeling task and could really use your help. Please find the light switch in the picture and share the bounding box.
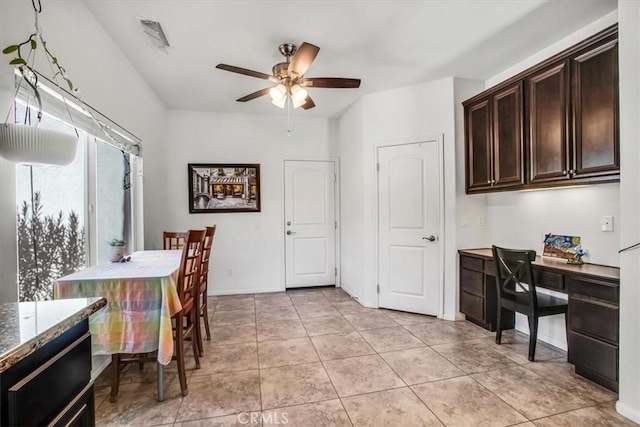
[601,216,613,232]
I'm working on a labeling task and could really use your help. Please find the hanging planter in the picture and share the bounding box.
[0,123,77,166]
[1,0,85,165]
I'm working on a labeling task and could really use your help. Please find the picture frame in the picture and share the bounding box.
[188,163,261,213]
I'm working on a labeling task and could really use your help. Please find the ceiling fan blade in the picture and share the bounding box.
[236,87,272,102]
[288,42,320,77]
[301,95,316,110]
[216,64,277,82]
[302,78,361,89]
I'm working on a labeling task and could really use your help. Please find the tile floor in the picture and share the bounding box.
[93,287,636,426]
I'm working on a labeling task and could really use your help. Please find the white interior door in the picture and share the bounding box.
[284,161,336,288]
[378,141,441,315]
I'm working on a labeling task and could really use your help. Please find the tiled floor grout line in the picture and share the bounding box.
[466,369,531,422]
[96,289,624,426]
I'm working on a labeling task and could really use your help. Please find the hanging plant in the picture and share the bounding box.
[0,0,89,166]
[3,28,77,118]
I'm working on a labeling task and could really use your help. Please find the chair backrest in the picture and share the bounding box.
[492,245,538,310]
[163,231,188,250]
[177,230,206,311]
[199,226,216,290]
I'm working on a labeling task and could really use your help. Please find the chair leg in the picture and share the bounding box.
[528,316,539,362]
[495,307,503,345]
[192,310,201,370]
[202,298,211,340]
[110,354,121,403]
[195,308,204,358]
[175,315,189,397]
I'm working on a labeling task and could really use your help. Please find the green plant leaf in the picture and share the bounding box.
[66,79,73,91]
[2,45,19,54]
[30,39,37,50]
[9,58,26,65]
[52,57,57,64]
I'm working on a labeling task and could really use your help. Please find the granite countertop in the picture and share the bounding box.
[0,297,107,373]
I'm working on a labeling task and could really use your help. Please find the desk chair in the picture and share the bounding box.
[492,245,568,361]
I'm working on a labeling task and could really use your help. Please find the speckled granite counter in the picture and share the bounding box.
[0,297,106,373]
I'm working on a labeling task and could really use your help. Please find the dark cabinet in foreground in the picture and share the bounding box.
[459,250,619,392]
[0,320,95,426]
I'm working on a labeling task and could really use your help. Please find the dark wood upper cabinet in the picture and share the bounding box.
[464,82,524,193]
[571,36,619,179]
[465,98,492,192]
[528,60,571,184]
[464,25,619,194]
[493,82,524,188]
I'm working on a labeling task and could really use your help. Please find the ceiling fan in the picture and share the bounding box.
[216,42,361,110]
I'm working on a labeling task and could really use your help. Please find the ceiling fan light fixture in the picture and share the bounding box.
[269,84,287,101]
[271,97,286,109]
[290,85,308,103]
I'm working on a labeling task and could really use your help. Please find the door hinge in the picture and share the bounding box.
[335,221,337,230]
[334,174,337,183]
[335,267,337,276]
[376,163,380,172]
[377,284,380,294]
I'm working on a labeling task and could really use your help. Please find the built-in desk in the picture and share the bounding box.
[459,248,620,392]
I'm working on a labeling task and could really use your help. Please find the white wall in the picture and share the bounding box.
[164,110,335,295]
[338,99,366,300]
[339,78,469,317]
[481,10,620,350]
[617,1,640,423]
[0,0,169,301]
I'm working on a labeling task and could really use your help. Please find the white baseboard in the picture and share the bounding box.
[616,401,640,424]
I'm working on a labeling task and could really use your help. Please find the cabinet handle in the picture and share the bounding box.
[562,170,567,174]
[569,169,575,175]
[487,180,491,184]
[492,179,496,184]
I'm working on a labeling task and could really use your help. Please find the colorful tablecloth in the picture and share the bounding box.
[54,250,182,365]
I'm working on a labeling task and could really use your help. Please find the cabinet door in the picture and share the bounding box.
[465,98,493,192]
[571,37,619,178]
[492,82,525,188]
[528,61,571,183]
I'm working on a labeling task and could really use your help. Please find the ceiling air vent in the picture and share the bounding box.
[136,17,170,51]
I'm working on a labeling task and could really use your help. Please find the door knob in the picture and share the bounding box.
[423,235,436,242]
[286,221,292,226]
[286,230,296,235]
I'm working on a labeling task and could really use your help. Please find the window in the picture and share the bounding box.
[14,102,138,301]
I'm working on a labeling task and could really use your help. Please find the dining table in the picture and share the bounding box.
[54,249,183,401]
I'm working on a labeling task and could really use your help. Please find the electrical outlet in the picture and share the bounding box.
[601,216,613,232]
[227,268,234,276]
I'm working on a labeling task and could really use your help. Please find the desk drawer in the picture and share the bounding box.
[569,295,618,344]
[568,331,617,383]
[534,269,564,291]
[460,291,484,321]
[567,276,618,303]
[460,268,484,296]
[460,256,484,272]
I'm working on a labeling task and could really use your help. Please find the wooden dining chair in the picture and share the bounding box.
[163,231,188,250]
[109,230,205,401]
[173,229,206,395]
[196,225,216,356]
[492,245,568,361]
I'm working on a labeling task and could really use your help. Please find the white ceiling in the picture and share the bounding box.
[83,0,616,119]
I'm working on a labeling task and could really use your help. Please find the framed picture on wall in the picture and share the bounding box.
[188,163,261,213]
